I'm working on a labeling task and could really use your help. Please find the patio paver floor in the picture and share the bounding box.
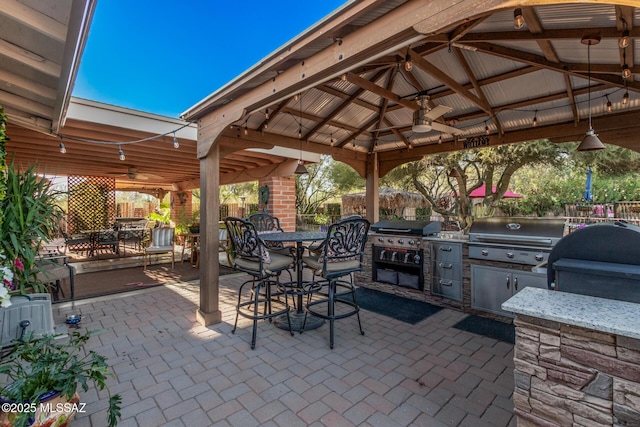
[53,271,516,427]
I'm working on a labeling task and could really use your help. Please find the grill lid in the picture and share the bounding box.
[468,217,566,247]
[371,220,441,236]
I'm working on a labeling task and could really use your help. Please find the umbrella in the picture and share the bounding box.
[467,183,522,198]
[583,167,593,201]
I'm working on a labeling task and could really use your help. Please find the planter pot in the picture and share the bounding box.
[0,391,80,427]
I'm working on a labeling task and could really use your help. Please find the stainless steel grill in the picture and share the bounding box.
[468,217,566,265]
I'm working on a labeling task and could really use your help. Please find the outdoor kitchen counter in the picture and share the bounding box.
[502,286,640,339]
[502,285,640,426]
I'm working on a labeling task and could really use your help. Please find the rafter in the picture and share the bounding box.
[564,74,579,125]
[522,6,560,63]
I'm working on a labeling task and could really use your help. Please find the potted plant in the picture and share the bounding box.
[0,330,121,427]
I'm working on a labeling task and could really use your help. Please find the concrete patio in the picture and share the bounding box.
[54,271,516,427]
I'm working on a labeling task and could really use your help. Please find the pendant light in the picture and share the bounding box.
[294,93,308,175]
[577,35,605,152]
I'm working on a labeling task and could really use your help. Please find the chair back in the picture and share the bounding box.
[322,217,370,277]
[247,213,284,249]
[225,217,268,270]
[151,227,174,248]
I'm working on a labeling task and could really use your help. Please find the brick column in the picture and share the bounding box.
[258,177,296,231]
[170,190,192,226]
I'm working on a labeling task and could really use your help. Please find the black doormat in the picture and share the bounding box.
[453,315,515,344]
[347,287,443,324]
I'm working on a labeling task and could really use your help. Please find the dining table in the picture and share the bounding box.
[259,230,327,332]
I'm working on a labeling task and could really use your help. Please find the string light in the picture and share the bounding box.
[59,141,66,154]
[341,73,347,81]
[485,122,490,135]
[404,53,413,72]
[438,134,443,144]
[622,64,631,79]
[118,146,126,161]
[265,109,270,120]
[293,93,299,102]
[243,124,248,135]
[263,120,268,130]
[172,133,179,149]
[532,111,538,127]
[623,90,629,104]
[513,8,525,30]
[606,96,612,112]
[619,29,630,49]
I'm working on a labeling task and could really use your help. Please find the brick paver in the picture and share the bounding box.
[53,270,516,426]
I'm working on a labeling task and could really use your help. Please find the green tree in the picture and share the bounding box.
[296,155,364,214]
[403,140,567,230]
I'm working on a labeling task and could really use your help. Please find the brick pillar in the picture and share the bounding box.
[258,177,296,231]
[170,190,192,226]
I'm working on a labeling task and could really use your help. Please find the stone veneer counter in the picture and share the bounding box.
[502,287,640,426]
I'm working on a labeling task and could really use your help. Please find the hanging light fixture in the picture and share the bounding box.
[58,141,66,154]
[172,132,180,149]
[295,93,308,175]
[404,52,413,72]
[118,145,126,161]
[577,35,605,151]
[513,8,525,30]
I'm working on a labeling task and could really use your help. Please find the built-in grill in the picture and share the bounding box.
[370,220,441,290]
[468,217,566,265]
[547,221,640,303]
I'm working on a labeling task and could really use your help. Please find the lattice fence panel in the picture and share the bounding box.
[67,176,116,233]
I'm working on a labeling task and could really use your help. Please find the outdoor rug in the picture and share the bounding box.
[453,315,515,344]
[346,287,443,324]
[62,263,237,301]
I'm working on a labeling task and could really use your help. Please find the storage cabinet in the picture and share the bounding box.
[431,242,463,301]
[471,265,547,317]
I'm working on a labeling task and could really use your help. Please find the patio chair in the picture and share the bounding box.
[225,217,294,349]
[60,231,92,255]
[96,229,119,255]
[143,227,175,270]
[34,250,76,301]
[246,213,294,257]
[302,216,370,349]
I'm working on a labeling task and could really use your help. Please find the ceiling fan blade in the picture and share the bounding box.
[431,121,463,136]
[425,104,453,120]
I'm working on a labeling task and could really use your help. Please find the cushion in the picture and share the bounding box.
[234,252,292,274]
[302,255,361,274]
[153,228,174,246]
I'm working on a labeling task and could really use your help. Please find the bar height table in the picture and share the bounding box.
[259,231,326,332]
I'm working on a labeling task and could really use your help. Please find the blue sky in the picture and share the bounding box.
[73,1,346,118]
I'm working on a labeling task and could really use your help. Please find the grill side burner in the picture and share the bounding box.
[548,222,640,303]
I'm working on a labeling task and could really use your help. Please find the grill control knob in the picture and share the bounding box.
[398,239,404,244]
[378,237,384,242]
[481,249,489,256]
[413,254,421,264]
[408,240,415,245]
[535,254,544,261]
[507,252,515,259]
[388,238,394,243]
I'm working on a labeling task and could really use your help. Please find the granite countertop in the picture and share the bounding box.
[502,287,640,339]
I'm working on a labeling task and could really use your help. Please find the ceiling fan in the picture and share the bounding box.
[411,95,462,135]
[104,166,162,181]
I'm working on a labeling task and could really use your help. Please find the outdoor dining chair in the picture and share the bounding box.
[302,216,370,349]
[246,213,294,257]
[225,217,294,349]
[143,227,175,270]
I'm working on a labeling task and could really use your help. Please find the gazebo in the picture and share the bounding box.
[342,187,428,220]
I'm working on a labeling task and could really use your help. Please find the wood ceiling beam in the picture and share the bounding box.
[409,48,492,114]
[0,38,61,78]
[0,0,68,42]
[0,89,52,118]
[522,7,559,63]
[371,67,397,151]
[345,71,417,110]
[471,42,640,90]
[429,66,538,100]
[303,68,388,140]
[448,16,488,43]
[256,97,291,132]
[564,74,580,125]
[279,106,362,134]
[452,46,503,135]
[0,69,57,100]
[459,27,640,43]
[337,114,379,149]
